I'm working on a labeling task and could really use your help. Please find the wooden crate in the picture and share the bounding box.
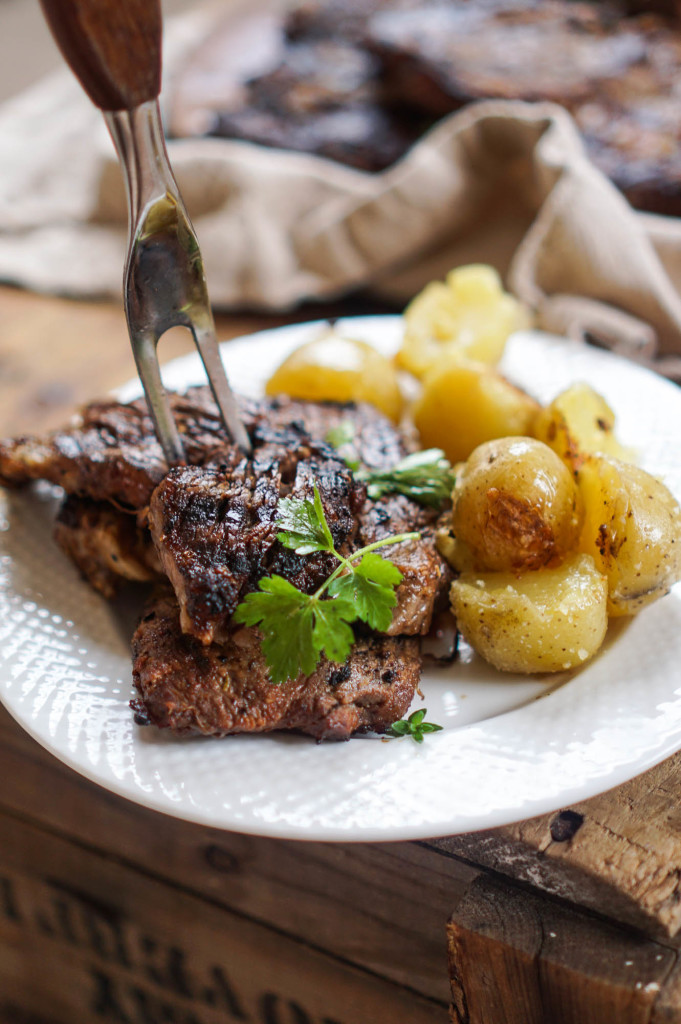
[5,701,681,1024]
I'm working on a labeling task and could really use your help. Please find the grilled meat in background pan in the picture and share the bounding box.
[0,392,450,740]
[169,0,681,215]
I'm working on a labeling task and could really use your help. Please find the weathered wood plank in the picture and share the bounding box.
[448,876,677,1024]
[0,811,448,1024]
[0,706,474,1004]
[431,753,681,940]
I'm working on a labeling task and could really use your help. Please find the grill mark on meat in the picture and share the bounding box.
[149,457,283,643]
[132,589,421,740]
[149,443,365,644]
[0,388,445,638]
[0,390,405,510]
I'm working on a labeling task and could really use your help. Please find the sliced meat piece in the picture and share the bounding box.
[54,496,161,599]
[262,395,408,470]
[0,390,405,509]
[131,589,420,740]
[0,392,229,510]
[148,453,283,644]
[357,493,452,635]
[366,1,681,215]
[148,443,365,644]
[210,101,418,173]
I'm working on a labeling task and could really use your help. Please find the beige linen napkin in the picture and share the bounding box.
[2,10,681,377]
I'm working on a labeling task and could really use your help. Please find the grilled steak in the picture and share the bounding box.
[171,0,681,213]
[54,496,160,598]
[0,387,450,738]
[0,385,448,640]
[0,391,228,510]
[0,390,406,511]
[367,1,681,215]
[148,440,365,644]
[358,493,451,635]
[132,589,420,739]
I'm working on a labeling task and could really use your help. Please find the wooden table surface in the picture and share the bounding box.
[3,282,681,1024]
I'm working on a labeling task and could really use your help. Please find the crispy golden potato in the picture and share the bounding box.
[577,455,681,616]
[266,331,402,421]
[451,437,582,572]
[533,382,634,470]
[412,358,540,464]
[451,554,608,674]
[397,264,529,378]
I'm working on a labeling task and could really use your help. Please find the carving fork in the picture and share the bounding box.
[39,0,252,461]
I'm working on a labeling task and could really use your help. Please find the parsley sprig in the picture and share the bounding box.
[358,449,455,508]
[387,708,443,743]
[325,423,455,508]
[233,484,419,684]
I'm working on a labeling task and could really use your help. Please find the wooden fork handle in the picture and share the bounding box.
[39,0,162,111]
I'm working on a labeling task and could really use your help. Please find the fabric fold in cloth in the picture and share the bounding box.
[1,12,681,377]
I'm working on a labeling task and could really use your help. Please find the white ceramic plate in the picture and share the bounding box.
[2,316,681,841]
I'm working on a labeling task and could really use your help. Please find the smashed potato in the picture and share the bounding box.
[451,437,582,572]
[577,455,681,616]
[266,331,402,421]
[533,383,634,470]
[412,359,540,464]
[451,554,608,674]
[398,264,528,378]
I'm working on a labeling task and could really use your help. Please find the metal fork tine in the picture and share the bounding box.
[105,100,252,464]
[192,323,252,455]
[132,329,186,465]
[40,2,252,468]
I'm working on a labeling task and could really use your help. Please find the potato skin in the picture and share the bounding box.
[412,359,540,464]
[451,437,582,572]
[577,455,681,616]
[451,554,608,674]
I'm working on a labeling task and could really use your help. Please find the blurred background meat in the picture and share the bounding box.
[169,0,681,213]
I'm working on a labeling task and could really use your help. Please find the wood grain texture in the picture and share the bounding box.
[0,705,474,1005]
[0,286,393,435]
[448,876,677,1024]
[432,752,681,941]
[0,812,448,1024]
[39,0,162,110]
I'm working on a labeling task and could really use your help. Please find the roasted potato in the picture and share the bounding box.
[450,554,608,674]
[451,437,582,572]
[577,455,681,616]
[533,382,634,470]
[266,331,402,421]
[412,358,540,464]
[397,264,528,378]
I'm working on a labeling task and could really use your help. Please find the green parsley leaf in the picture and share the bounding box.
[234,479,419,685]
[276,483,335,554]
[234,575,318,684]
[312,598,357,664]
[359,449,455,509]
[387,708,444,742]
[328,552,401,632]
